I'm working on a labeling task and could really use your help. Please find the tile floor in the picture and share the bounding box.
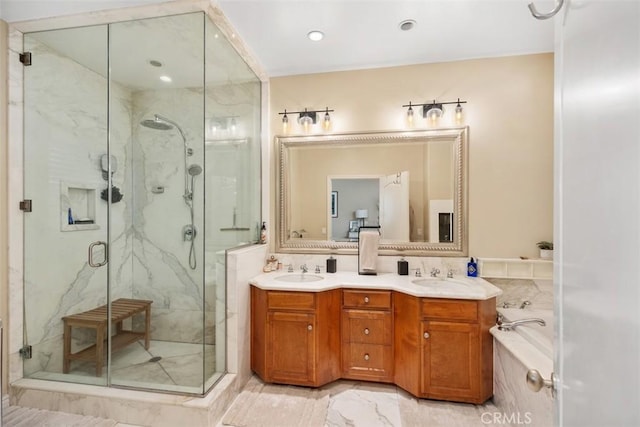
[4,375,502,426]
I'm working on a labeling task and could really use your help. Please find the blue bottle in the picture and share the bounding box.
[68,208,74,225]
[467,257,478,277]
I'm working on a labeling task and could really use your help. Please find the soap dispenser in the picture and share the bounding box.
[326,256,337,273]
[467,257,478,277]
[397,257,409,275]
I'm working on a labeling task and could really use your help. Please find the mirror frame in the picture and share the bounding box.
[275,127,468,256]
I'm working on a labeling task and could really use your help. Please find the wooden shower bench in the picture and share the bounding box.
[62,298,152,377]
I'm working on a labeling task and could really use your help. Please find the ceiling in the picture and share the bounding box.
[216,0,555,77]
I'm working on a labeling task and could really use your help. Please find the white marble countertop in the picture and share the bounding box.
[250,271,502,300]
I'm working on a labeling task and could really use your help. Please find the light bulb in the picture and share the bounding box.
[406,103,414,127]
[455,100,464,124]
[323,109,331,131]
[282,111,289,134]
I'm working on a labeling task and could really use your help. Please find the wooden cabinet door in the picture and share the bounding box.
[267,311,316,385]
[421,320,480,402]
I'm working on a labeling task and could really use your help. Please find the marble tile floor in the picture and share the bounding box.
[219,376,503,427]
[29,340,219,395]
[4,375,503,426]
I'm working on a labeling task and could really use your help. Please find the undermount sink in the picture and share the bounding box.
[275,274,324,283]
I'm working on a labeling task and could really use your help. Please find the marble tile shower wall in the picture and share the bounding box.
[23,38,133,376]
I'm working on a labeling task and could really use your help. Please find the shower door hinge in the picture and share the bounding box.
[19,345,32,359]
[19,199,32,212]
[19,52,32,66]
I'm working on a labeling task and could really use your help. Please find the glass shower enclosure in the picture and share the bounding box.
[22,12,261,395]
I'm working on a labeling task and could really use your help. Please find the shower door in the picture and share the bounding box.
[23,24,111,386]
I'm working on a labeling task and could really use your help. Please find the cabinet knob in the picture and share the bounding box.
[307,324,313,331]
[364,328,370,335]
[424,332,430,339]
[364,296,370,303]
[364,353,370,361]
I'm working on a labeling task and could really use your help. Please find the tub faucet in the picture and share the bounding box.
[498,318,546,331]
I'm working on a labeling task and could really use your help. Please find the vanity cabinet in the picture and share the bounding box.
[341,290,393,382]
[394,293,495,404]
[250,286,341,387]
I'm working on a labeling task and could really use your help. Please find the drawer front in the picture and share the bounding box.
[267,291,316,310]
[342,343,393,380]
[342,310,392,345]
[421,299,477,321]
[343,290,391,309]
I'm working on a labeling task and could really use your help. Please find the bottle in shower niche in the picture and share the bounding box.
[259,222,267,244]
[467,257,478,277]
[68,208,74,225]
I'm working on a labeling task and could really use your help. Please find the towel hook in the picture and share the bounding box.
[528,0,564,20]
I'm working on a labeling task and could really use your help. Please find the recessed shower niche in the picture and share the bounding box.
[60,182,98,231]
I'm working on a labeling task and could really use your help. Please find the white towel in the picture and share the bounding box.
[359,229,380,273]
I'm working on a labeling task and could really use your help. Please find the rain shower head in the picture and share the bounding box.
[140,117,173,131]
[188,164,203,176]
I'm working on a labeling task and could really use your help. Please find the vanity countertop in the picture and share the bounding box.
[250,271,501,301]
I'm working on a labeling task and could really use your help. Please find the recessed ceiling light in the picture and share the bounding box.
[399,19,416,31]
[307,30,324,41]
[159,75,172,83]
[149,60,162,67]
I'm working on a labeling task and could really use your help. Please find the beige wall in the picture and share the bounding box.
[270,53,554,258]
[0,19,8,394]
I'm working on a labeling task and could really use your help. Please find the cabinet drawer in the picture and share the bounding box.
[343,290,391,309]
[342,310,392,345]
[267,291,316,310]
[421,299,477,321]
[342,343,393,379]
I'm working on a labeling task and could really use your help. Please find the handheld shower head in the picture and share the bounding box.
[188,164,203,176]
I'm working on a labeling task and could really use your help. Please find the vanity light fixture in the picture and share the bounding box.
[402,99,467,125]
[278,107,335,133]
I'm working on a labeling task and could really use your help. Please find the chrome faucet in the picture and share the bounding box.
[430,268,440,277]
[300,264,308,274]
[498,317,546,331]
[520,300,532,309]
[447,269,454,278]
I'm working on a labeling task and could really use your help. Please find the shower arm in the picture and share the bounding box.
[155,114,190,198]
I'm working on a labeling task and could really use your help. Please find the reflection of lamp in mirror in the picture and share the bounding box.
[355,209,368,228]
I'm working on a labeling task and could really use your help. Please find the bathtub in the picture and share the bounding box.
[491,307,554,427]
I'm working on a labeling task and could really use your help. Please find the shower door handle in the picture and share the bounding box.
[88,241,108,267]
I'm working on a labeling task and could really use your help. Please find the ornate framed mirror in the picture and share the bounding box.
[276,127,468,256]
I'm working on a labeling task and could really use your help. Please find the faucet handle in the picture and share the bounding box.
[447,269,455,278]
[287,264,294,273]
[315,265,322,274]
[415,267,422,277]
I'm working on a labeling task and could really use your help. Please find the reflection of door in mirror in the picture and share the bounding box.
[380,172,410,241]
[329,177,379,241]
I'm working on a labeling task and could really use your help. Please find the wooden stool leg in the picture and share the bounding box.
[144,305,151,350]
[63,323,71,374]
[95,324,104,377]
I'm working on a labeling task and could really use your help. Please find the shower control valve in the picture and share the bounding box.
[183,224,197,241]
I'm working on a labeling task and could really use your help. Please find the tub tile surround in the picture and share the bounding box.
[487,278,553,310]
